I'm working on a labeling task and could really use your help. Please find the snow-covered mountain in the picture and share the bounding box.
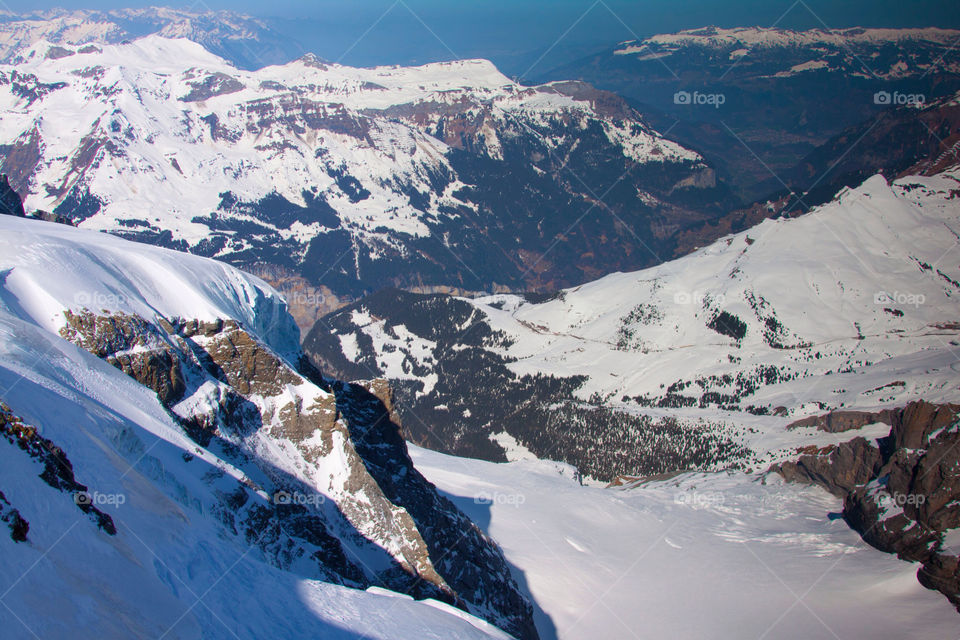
[0,34,732,330]
[0,214,537,639]
[305,167,960,480]
[3,217,956,640]
[0,7,300,70]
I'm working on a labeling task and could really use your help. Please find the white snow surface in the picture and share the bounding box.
[411,445,960,639]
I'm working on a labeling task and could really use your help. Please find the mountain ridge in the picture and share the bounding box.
[0,211,536,639]
[305,167,960,480]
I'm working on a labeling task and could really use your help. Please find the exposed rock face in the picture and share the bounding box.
[776,438,884,497]
[0,489,28,542]
[61,310,187,405]
[333,380,538,640]
[786,410,890,433]
[57,308,538,639]
[179,71,244,102]
[0,173,75,225]
[0,401,116,535]
[774,401,960,611]
[0,174,25,217]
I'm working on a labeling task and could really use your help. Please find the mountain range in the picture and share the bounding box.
[305,167,960,480]
[0,7,300,70]
[0,35,735,333]
[547,26,960,197]
[1,10,959,637]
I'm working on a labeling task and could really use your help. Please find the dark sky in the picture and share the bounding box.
[9,1,960,74]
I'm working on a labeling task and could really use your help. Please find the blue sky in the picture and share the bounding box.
[11,0,957,26]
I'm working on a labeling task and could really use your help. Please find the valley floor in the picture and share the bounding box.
[410,446,959,639]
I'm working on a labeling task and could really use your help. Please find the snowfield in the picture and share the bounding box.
[0,214,301,358]
[411,445,960,639]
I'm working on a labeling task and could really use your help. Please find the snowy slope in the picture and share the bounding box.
[474,170,960,415]
[411,444,960,640]
[308,168,960,477]
[474,171,957,394]
[0,216,527,639]
[0,209,300,358]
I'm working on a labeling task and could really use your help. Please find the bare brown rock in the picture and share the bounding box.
[774,401,960,611]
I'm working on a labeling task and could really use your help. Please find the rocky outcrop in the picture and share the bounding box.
[0,173,75,225]
[0,174,25,217]
[0,490,28,542]
[333,380,538,640]
[62,310,187,405]
[58,308,538,639]
[27,209,75,225]
[179,71,244,102]
[774,401,960,611]
[0,401,116,535]
[773,438,884,497]
[786,409,890,433]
